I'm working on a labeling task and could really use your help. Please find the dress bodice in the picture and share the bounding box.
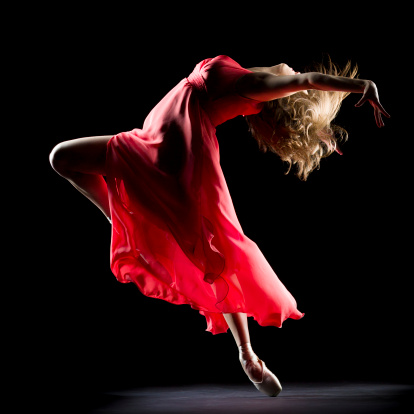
[187,55,264,126]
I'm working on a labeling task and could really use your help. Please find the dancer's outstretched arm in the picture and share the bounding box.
[237,71,390,127]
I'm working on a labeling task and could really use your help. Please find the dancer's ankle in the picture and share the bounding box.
[239,342,258,361]
[238,343,263,382]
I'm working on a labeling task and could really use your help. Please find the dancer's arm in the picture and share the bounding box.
[237,72,390,127]
[238,72,367,101]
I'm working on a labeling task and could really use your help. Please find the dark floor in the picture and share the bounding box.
[81,382,413,414]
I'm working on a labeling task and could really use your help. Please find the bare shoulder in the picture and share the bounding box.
[235,71,274,100]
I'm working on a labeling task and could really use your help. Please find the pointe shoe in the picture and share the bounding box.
[239,344,282,397]
[250,359,282,397]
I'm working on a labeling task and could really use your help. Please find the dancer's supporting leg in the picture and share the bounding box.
[49,135,112,221]
[223,312,263,381]
[223,312,250,346]
[224,312,282,397]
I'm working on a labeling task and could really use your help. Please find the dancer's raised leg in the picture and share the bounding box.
[49,135,112,221]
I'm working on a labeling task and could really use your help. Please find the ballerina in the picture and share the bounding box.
[49,55,389,397]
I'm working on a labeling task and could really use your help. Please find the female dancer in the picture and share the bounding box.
[49,55,389,397]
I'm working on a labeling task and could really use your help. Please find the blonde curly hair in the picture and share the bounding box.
[245,59,358,181]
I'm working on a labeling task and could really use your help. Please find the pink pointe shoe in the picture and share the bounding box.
[239,343,282,397]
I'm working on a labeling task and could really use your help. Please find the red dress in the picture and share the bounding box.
[105,55,304,334]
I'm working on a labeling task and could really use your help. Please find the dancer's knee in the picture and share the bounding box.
[49,135,111,177]
[49,141,73,177]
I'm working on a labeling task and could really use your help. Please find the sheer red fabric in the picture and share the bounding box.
[105,55,304,334]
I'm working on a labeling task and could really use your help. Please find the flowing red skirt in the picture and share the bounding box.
[105,76,304,334]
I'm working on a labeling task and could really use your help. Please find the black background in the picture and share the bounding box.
[12,3,411,403]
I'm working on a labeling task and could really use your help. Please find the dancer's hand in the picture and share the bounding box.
[355,81,390,128]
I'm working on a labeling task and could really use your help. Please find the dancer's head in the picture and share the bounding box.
[245,59,358,181]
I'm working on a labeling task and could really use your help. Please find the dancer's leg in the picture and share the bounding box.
[224,312,282,397]
[49,135,112,220]
[223,312,250,347]
[223,313,262,381]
